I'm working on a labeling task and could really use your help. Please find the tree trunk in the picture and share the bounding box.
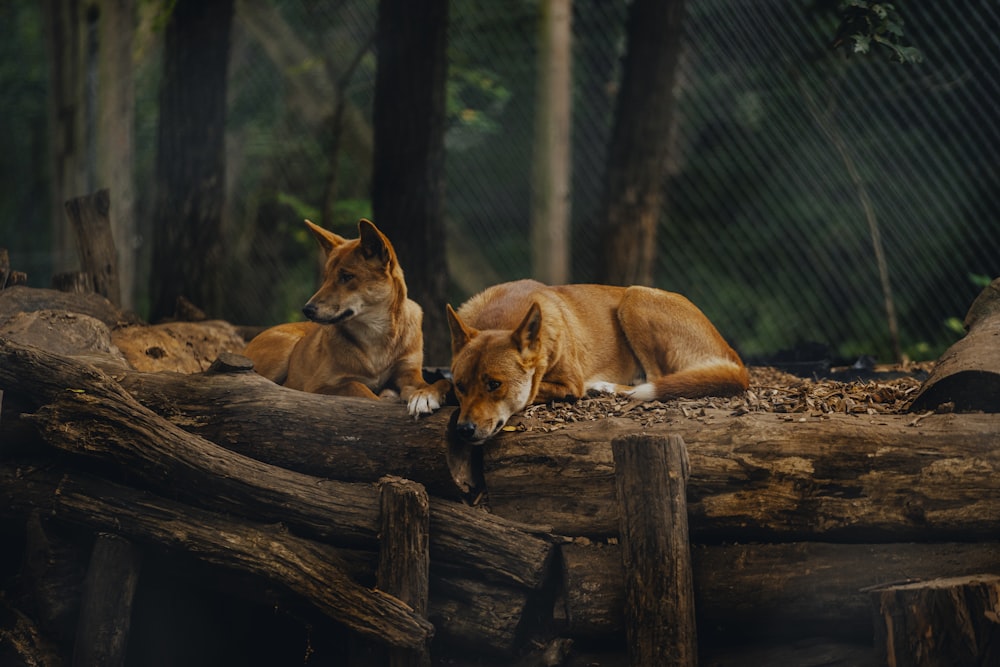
[64,188,120,306]
[372,0,450,365]
[870,575,1000,667]
[597,0,686,286]
[95,0,136,311]
[558,541,1000,645]
[150,0,233,321]
[531,0,572,284]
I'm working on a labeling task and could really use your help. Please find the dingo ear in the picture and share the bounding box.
[447,304,477,355]
[512,302,543,359]
[304,219,347,257]
[358,218,392,265]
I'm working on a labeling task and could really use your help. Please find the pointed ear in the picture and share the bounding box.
[447,304,477,355]
[358,218,392,265]
[304,219,347,257]
[512,302,543,359]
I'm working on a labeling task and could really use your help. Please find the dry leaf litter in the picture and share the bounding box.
[510,364,933,435]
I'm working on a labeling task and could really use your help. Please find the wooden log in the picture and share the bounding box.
[72,533,142,667]
[557,541,1000,644]
[479,410,1000,541]
[6,335,1000,544]
[64,189,121,307]
[870,574,1000,666]
[0,597,63,667]
[0,464,433,649]
[427,575,530,656]
[377,476,431,667]
[0,285,128,328]
[0,339,554,591]
[51,271,94,294]
[612,434,697,667]
[23,349,1000,545]
[910,276,1000,413]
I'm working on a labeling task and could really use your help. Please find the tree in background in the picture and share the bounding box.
[371,0,450,364]
[42,0,136,307]
[596,0,686,286]
[149,0,233,322]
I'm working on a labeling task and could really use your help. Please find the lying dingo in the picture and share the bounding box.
[243,219,449,416]
[446,279,749,443]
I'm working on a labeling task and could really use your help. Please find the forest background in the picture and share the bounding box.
[0,0,996,367]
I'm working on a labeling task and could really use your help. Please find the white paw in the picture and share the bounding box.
[586,381,618,395]
[407,391,442,417]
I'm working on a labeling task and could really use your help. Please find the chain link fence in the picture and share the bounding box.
[5,0,997,364]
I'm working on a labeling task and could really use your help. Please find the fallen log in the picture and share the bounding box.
[557,540,1000,644]
[910,276,1000,413]
[6,335,999,543]
[0,339,554,590]
[480,410,1000,540]
[0,465,433,649]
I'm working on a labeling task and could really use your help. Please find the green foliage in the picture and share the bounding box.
[446,66,512,150]
[830,2,923,63]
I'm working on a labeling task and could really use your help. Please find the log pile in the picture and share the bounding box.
[2,242,1000,664]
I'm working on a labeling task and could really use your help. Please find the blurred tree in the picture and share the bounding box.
[43,0,136,306]
[597,0,687,286]
[149,0,234,321]
[372,0,450,364]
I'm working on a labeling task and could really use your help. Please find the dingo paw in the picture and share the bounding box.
[407,388,442,417]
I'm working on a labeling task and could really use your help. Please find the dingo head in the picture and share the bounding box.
[446,302,544,444]
[301,219,403,328]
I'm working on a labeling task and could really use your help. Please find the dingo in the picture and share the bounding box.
[446,279,748,443]
[243,219,449,416]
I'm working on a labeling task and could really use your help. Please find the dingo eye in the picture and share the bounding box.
[338,271,354,284]
[454,382,466,395]
[486,379,501,392]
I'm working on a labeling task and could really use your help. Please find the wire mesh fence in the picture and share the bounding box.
[4,0,998,365]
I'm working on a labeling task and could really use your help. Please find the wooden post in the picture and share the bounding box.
[375,476,432,667]
[612,433,697,667]
[870,574,1000,667]
[64,188,121,307]
[72,533,143,667]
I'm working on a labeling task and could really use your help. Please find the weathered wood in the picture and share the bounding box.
[612,434,697,667]
[0,597,63,667]
[0,339,554,591]
[0,285,128,328]
[870,574,1000,667]
[64,188,121,307]
[51,271,94,294]
[910,276,1000,413]
[480,411,1000,541]
[6,335,1000,544]
[557,541,1000,644]
[72,533,142,667]
[378,476,431,667]
[0,464,433,649]
[427,575,530,656]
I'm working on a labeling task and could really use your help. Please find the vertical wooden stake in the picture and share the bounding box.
[72,532,143,667]
[870,574,1000,666]
[612,433,697,667]
[377,475,432,667]
[64,188,121,307]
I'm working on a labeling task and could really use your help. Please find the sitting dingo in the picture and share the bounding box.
[243,218,449,416]
[446,279,749,443]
